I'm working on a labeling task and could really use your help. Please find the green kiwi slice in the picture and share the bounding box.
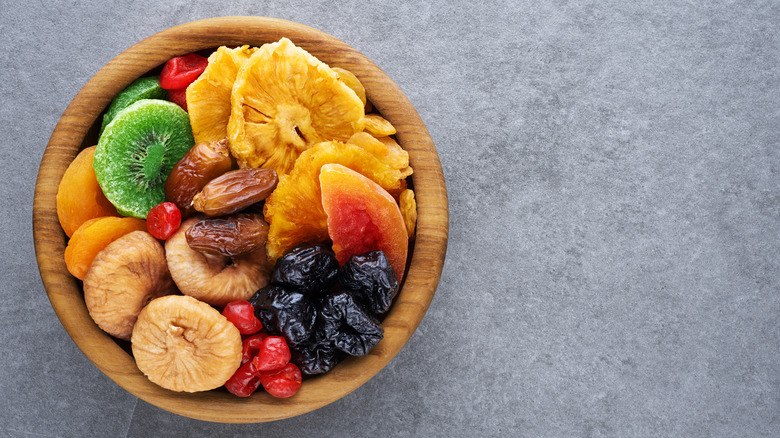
[100,76,167,135]
[94,99,195,219]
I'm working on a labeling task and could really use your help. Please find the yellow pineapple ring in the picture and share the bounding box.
[228,38,365,175]
[187,45,258,144]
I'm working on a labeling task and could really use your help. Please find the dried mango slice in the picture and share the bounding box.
[187,45,258,144]
[228,38,364,175]
[264,140,412,262]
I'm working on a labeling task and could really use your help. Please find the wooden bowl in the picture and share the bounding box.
[33,17,448,422]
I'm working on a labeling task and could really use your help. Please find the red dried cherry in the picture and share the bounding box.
[223,300,263,335]
[224,361,262,397]
[168,87,188,111]
[146,201,181,240]
[252,336,291,372]
[159,53,208,90]
[260,363,302,398]
[240,332,268,364]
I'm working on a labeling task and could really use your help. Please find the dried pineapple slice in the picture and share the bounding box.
[187,45,258,144]
[332,67,366,107]
[399,188,417,239]
[360,114,397,137]
[264,140,413,262]
[228,38,365,175]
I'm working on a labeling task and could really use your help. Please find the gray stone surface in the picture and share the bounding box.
[2,0,779,436]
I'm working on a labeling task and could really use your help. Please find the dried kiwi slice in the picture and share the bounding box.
[94,99,194,219]
[100,76,167,135]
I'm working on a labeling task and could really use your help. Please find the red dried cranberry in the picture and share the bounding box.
[260,363,302,398]
[252,336,291,372]
[222,300,263,335]
[146,201,181,240]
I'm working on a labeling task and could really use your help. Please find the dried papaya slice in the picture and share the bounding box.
[228,38,364,175]
[263,140,412,262]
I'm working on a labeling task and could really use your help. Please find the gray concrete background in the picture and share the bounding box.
[3,0,779,436]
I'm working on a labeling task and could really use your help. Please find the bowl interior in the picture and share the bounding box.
[33,16,448,423]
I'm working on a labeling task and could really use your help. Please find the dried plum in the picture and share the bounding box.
[271,242,339,296]
[249,285,316,347]
[290,332,343,376]
[338,250,399,315]
[318,290,383,356]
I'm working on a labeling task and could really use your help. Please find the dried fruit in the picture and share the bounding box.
[224,360,262,397]
[187,45,258,144]
[249,285,317,347]
[252,336,291,372]
[320,163,408,281]
[222,300,263,335]
[64,216,147,280]
[56,145,119,237]
[159,53,209,90]
[166,218,272,307]
[271,242,339,296]
[167,87,188,111]
[399,188,417,239]
[332,67,366,107]
[131,295,243,392]
[259,363,302,398]
[94,99,195,219]
[359,114,396,137]
[185,213,268,257]
[228,38,364,174]
[339,250,399,315]
[318,290,383,357]
[192,168,278,216]
[263,140,412,262]
[101,76,167,135]
[164,137,233,217]
[290,332,342,376]
[83,231,175,340]
[146,201,181,240]
[240,332,269,364]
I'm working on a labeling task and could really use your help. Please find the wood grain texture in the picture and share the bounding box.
[33,16,448,423]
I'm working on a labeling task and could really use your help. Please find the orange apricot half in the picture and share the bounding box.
[64,216,147,280]
[57,146,118,237]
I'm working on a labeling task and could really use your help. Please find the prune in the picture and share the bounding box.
[249,285,316,347]
[318,290,383,357]
[338,250,399,314]
[290,332,343,376]
[271,243,339,296]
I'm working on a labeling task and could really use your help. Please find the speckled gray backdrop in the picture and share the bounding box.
[2,0,779,436]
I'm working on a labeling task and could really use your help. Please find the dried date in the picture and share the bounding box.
[164,137,232,218]
[185,213,269,257]
[192,168,278,216]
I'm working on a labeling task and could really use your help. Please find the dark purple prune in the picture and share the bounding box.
[271,242,339,296]
[249,285,316,347]
[318,290,383,357]
[290,332,343,376]
[338,250,399,315]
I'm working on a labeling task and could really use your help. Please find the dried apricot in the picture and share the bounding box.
[57,146,118,237]
[64,216,147,280]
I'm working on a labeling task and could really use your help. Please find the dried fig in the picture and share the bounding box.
[166,217,272,307]
[131,295,242,392]
[83,231,175,340]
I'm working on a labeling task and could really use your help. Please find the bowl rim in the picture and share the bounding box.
[33,16,448,423]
